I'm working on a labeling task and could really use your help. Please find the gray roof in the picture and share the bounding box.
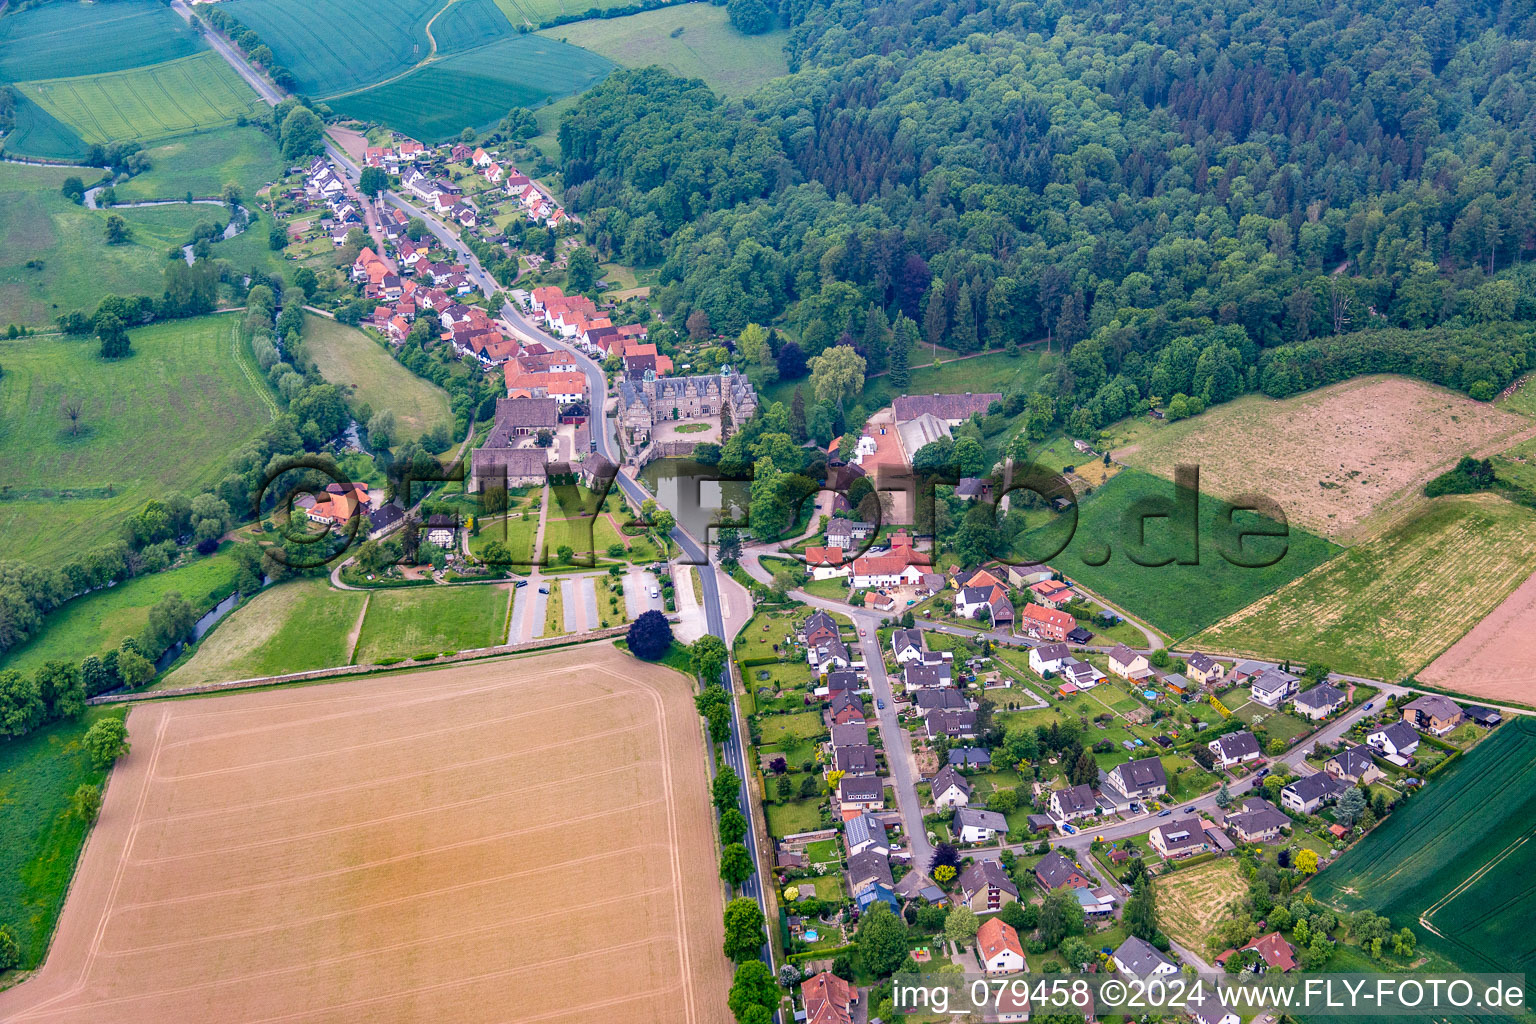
[847,849,893,891]
[1227,798,1290,837]
[904,663,951,688]
[834,744,879,773]
[470,446,549,482]
[830,722,868,747]
[1112,755,1167,792]
[931,765,972,798]
[1114,935,1175,975]
[1053,783,1096,815]
[1154,817,1209,853]
[839,775,884,801]
[1186,652,1220,674]
[948,747,991,767]
[1370,720,1419,750]
[915,688,968,711]
[959,859,1018,899]
[893,392,1002,422]
[825,670,858,693]
[829,692,864,717]
[892,628,925,654]
[804,610,839,637]
[1404,693,1462,720]
[1108,643,1142,665]
[1251,668,1300,694]
[1284,772,1344,805]
[1034,642,1071,663]
[1294,682,1346,709]
[927,708,977,737]
[1329,743,1378,779]
[487,397,558,438]
[845,812,888,850]
[1212,731,1261,760]
[955,807,1008,833]
[1034,850,1085,888]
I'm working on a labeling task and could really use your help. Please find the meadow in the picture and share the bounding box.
[114,126,288,203]
[158,579,369,688]
[2,91,91,161]
[1154,857,1249,954]
[0,548,244,678]
[18,53,266,148]
[0,315,276,564]
[494,0,650,27]
[0,706,126,968]
[328,35,612,141]
[0,0,204,80]
[1309,717,1536,975]
[1194,493,1536,680]
[1017,467,1342,640]
[540,3,788,97]
[350,583,512,662]
[298,314,453,443]
[761,349,1043,411]
[0,164,241,326]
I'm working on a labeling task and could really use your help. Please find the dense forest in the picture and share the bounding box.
[560,0,1536,439]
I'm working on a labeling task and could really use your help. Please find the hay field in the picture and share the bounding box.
[17,53,267,147]
[1120,376,1533,543]
[350,584,513,662]
[1309,717,1536,975]
[0,645,731,1024]
[157,580,369,689]
[539,3,788,97]
[299,314,453,443]
[1155,857,1249,954]
[1418,569,1536,705]
[1193,493,1536,681]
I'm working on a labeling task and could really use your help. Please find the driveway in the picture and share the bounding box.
[671,564,707,642]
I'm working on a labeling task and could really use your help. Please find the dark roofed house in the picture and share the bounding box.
[926,708,978,739]
[957,860,1019,913]
[367,502,405,532]
[1464,705,1502,728]
[469,447,549,491]
[1149,816,1211,858]
[1325,743,1382,785]
[845,813,890,857]
[915,688,968,713]
[1208,730,1262,767]
[1281,771,1344,814]
[1035,851,1091,890]
[893,392,1003,424]
[1293,682,1347,720]
[833,744,879,775]
[1402,694,1464,735]
[932,765,973,807]
[1224,798,1290,842]
[948,747,991,768]
[847,849,894,893]
[1106,755,1168,800]
[838,774,885,811]
[825,670,859,696]
[1049,783,1097,822]
[830,722,868,747]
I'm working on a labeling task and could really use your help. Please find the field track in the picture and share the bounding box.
[0,645,730,1024]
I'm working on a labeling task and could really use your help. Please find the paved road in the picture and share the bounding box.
[172,0,284,105]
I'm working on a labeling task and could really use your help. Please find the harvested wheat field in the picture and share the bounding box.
[1419,568,1536,706]
[0,643,730,1024]
[1121,376,1533,542]
[1155,857,1248,954]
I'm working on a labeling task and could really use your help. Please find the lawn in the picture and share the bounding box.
[765,796,825,838]
[298,314,452,443]
[1155,857,1249,954]
[539,3,788,97]
[1019,467,1342,641]
[113,125,288,203]
[18,52,267,147]
[0,705,127,968]
[157,579,369,688]
[0,164,258,327]
[0,547,244,678]
[762,349,1043,412]
[327,35,612,142]
[470,511,539,566]
[0,314,276,563]
[1195,493,1536,680]
[350,583,511,662]
[1309,717,1536,975]
[0,0,204,81]
[1231,702,1314,746]
[759,710,826,746]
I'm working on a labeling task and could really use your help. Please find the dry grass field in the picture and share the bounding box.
[1194,493,1536,681]
[0,644,730,1024]
[1419,569,1536,706]
[1120,376,1533,542]
[1155,857,1249,954]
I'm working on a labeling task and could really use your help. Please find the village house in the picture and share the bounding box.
[1049,783,1097,822]
[1293,682,1347,720]
[1034,851,1091,890]
[1325,744,1383,785]
[1149,816,1211,859]
[954,583,1013,625]
[1208,731,1263,768]
[1105,755,1168,801]
[1059,658,1105,690]
[827,692,865,726]
[804,546,851,580]
[1401,694,1464,735]
[955,807,1008,844]
[1030,642,1072,675]
[802,972,856,1024]
[1250,668,1300,708]
[1184,652,1226,687]
[1019,604,1074,642]
[956,860,1018,914]
[468,398,560,491]
[1280,772,1345,814]
[845,813,891,857]
[1223,798,1291,843]
[305,482,370,526]
[825,518,875,549]
[931,765,972,808]
[903,663,952,689]
[1113,936,1178,977]
[837,775,885,814]
[891,627,926,664]
[926,708,978,740]
[1367,720,1421,758]
[977,917,1026,975]
[1108,644,1152,680]
[1241,932,1298,972]
[1029,579,1074,608]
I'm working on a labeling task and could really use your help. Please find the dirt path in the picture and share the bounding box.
[343,593,371,664]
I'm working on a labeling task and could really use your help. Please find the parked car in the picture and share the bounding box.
[1183,806,1196,814]
[1157,809,1172,817]
[1363,702,1373,710]
[876,699,885,710]
[514,580,527,588]
[649,586,660,599]
[538,586,549,594]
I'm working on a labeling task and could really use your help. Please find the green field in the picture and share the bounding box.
[351,584,512,662]
[2,90,92,160]
[0,315,276,564]
[226,0,514,98]
[18,52,266,148]
[328,35,612,142]
[1194,493,1536,680]
[0,0,204,80]
[299,314,453,443]
[0,705,127,968]
[0,547,244,678]
[158,579,369,688]
[1017,467,1342,640]
[114,126,288,203]
[539,3,787,97]
[762,350,1043,412]
[0,163,251,326]
[1309,717,1536,975]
